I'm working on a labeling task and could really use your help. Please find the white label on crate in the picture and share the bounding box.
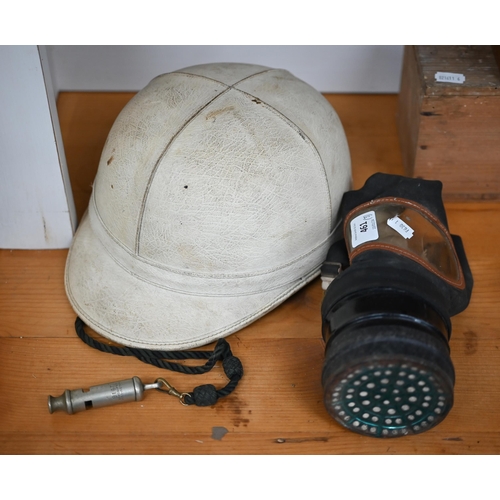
[350,211,379,248]
[435,72,466,84]
[387,216,414,239]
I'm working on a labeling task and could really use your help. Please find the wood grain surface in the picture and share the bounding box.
[1,93,499,455]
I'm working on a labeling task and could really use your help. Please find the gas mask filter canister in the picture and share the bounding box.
[321,173,473,438]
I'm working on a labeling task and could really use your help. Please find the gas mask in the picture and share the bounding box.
[321,173,473,437]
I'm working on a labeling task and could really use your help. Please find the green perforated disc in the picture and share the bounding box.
[324,359,453,437]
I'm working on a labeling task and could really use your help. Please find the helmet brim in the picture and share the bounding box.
[65,212,321,350]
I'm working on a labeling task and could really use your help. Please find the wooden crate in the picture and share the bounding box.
[397,46,500,200]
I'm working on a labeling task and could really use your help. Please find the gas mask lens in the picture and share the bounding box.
[346,199,463,286]
[321,174,473,438]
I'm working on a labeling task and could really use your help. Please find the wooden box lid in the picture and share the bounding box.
[415,46,500,97]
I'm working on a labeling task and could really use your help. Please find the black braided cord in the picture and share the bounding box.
[75,317,243,406]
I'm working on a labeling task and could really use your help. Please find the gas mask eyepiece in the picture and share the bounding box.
[321,173,473,438]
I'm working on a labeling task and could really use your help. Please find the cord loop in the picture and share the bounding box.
[74,317,243,407]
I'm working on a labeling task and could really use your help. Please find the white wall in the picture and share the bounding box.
[46,45,404,95]
[0,46,76,249]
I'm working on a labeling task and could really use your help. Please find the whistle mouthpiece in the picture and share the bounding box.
[48,391,72,414]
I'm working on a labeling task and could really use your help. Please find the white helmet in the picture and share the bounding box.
[65,63,351,350]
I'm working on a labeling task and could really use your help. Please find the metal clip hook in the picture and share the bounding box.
[155,378,190,406]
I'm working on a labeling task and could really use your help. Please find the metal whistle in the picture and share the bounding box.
[48,376,159,414]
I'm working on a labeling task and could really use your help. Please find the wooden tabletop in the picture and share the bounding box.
[1,93,499,454]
